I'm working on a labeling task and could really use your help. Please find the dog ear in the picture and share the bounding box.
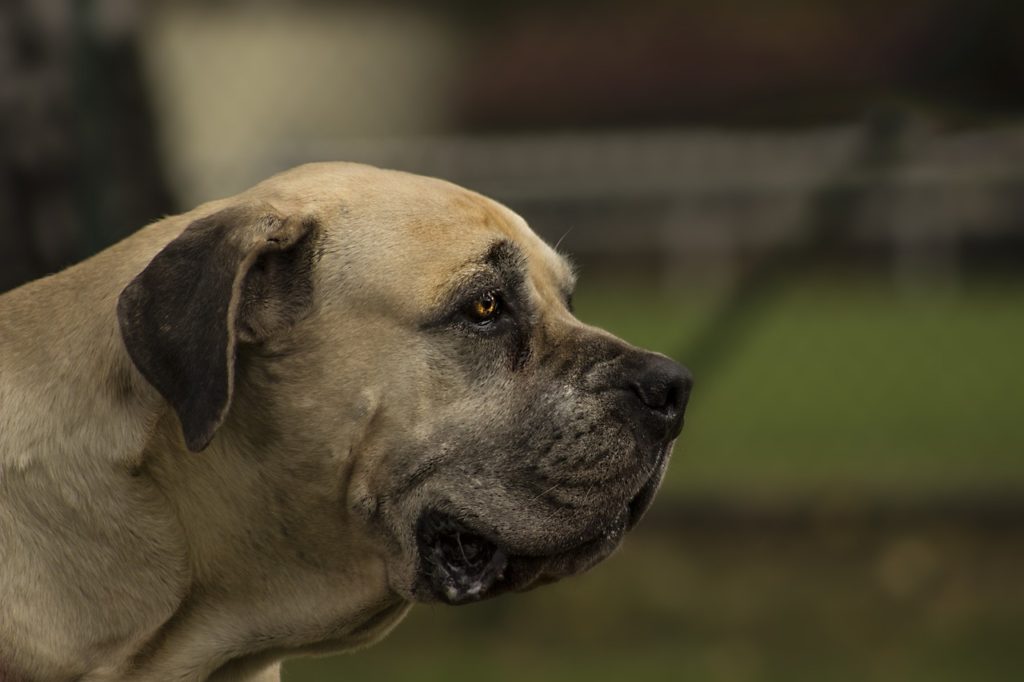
[117,204,316,452]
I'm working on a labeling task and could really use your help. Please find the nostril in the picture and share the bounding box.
[663,377,689,414]
[631,357,693,419]
[631,378,669,412]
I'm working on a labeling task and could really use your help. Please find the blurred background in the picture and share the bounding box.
[3,0,1023,680]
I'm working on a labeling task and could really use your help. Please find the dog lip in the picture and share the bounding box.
[415,510,509,604]
[414,508,629,604]
[626,445,670,529]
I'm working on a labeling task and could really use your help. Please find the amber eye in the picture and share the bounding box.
[469,291,501,323]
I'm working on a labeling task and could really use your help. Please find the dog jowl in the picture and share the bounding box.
[0,162,691,680]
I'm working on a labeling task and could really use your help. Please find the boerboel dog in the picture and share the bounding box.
[0,163,692,681]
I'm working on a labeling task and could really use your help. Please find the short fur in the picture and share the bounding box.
[0,163,689,681]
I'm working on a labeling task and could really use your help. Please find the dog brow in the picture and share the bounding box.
[432,239,574,324]
[482,239,526,273]
[421,240,528,328]
[490,238,576,310]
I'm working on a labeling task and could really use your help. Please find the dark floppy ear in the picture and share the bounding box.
[117,204,316,452]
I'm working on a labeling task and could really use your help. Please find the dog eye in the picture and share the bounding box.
[467,291,501,324]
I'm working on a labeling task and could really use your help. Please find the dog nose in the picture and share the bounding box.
[629,354,692,440]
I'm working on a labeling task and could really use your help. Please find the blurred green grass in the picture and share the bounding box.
[284,274,1024,681]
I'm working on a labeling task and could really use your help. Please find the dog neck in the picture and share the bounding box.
[0,249,182,679]
[0,313,161,474]
[113,398,410,678]
[0,228,173,475]
[0,231,410,679]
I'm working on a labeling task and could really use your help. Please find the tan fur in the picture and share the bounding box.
[0,163,684,681]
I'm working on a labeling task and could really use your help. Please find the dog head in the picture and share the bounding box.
[118,162,692,605]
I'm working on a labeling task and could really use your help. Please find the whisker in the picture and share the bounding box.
[530,482,561,503]
[554,226,575,252]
